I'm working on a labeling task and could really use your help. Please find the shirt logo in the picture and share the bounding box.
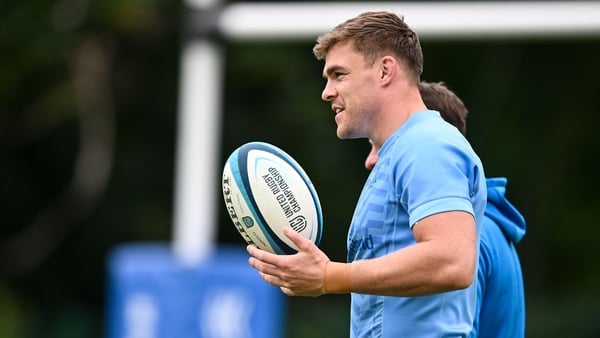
[348,234,373,260]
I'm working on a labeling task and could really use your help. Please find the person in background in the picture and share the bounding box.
[366,81,527,337]
[247,11,487,337]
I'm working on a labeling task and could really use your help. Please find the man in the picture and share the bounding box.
[247,11,486,337]
[367,81,527,337]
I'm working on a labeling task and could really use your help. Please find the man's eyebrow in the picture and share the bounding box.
[323,65,343,78]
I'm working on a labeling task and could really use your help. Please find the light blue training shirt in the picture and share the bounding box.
[347,110,487,338]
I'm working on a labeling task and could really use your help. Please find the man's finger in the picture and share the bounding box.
[247,244,281,264]
[283,227,312,251]
[248,256,282,277]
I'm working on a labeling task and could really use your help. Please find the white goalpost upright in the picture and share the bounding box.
[173,1,600,265]
[172,0,225,265]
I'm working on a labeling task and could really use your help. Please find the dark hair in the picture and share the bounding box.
[420,81,469,135]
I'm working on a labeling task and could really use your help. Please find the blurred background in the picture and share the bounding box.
[1,0,600,337]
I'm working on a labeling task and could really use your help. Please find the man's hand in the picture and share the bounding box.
[247,227,330,297]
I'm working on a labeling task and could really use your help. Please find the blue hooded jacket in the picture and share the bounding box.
[472,177,527,337]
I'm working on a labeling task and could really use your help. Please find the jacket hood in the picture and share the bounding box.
[485,177,527,243]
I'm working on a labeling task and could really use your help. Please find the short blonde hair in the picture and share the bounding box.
[313,11,423,82]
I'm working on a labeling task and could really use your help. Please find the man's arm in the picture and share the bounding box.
[247,210,477,297]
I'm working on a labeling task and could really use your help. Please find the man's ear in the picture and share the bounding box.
[379,56,397,85]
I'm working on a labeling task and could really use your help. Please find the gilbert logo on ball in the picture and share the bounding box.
[222,142,323,254]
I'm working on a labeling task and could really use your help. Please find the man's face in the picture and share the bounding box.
[320,42,380,140]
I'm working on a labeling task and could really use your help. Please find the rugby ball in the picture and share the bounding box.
[222,142,323,254]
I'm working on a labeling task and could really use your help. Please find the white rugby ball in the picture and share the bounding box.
[222,141,323,254]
